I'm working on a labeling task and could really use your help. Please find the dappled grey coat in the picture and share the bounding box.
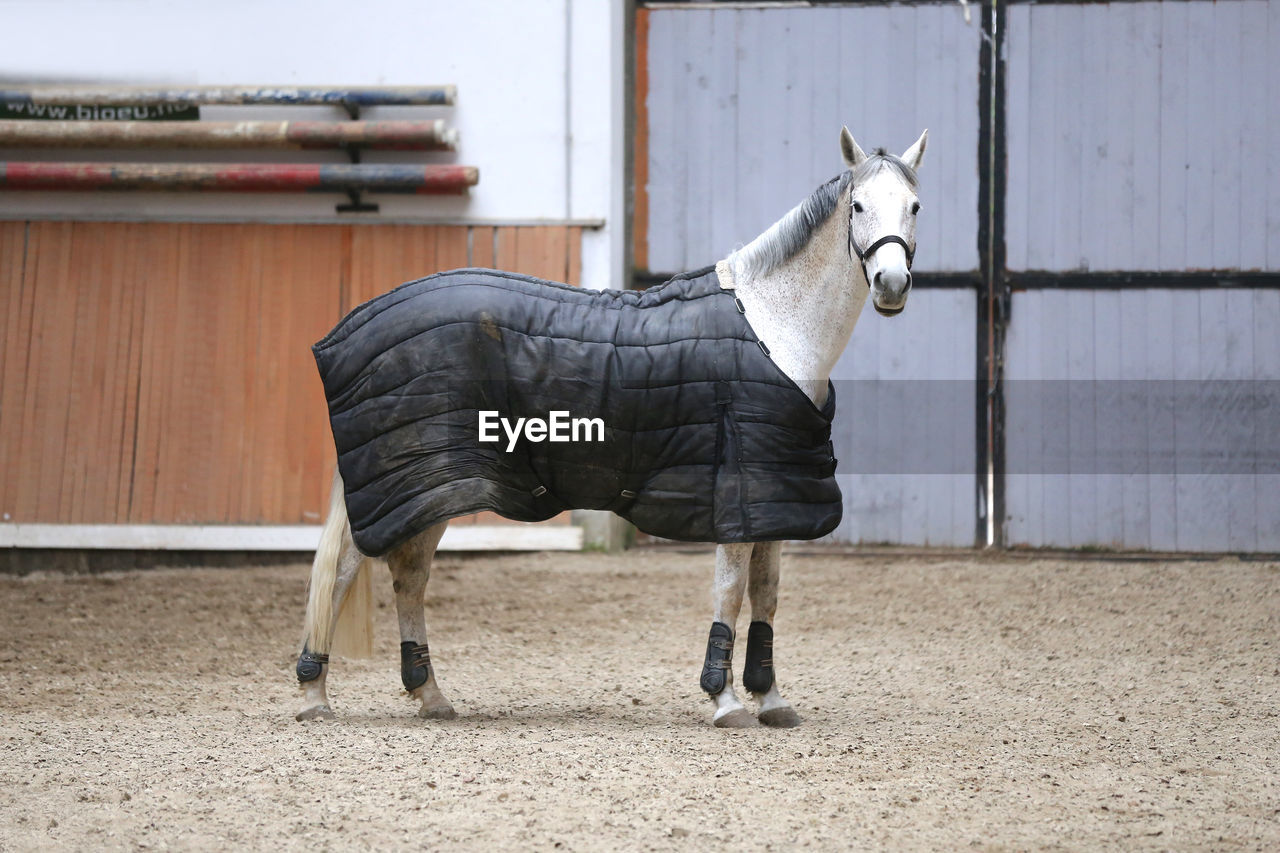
[313,266,841,556]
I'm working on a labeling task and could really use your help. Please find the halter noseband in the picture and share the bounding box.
[849,232,915,269]
[852,231,914,318]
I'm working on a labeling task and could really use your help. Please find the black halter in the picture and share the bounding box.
[849,232,916,271]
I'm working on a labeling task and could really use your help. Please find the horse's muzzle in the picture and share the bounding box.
[871,269,911,318]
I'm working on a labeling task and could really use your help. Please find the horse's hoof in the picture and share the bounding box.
[296,705,335,722]
[418,704,457,720]
[713,708,760,729]
[758,707,802,728]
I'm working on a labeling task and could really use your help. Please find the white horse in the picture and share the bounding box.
[296,126,927,728]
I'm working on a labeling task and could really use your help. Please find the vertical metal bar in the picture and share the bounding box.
[990,0,1009,547]
[975,0,995,547]
[975,0,1010,548]
[977,0,1010,547]
[335,102,377,213]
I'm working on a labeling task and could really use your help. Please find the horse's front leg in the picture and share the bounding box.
[701,543,757,727]
[385,522,456,720]
[746,541,801,728]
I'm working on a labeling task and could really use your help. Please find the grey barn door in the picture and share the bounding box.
[639,2,983,546]
[1000,0,1280,551]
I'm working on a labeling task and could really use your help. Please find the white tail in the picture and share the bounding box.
[302,471,374,658]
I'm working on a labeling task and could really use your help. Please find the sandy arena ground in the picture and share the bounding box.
[1,547,1277,850]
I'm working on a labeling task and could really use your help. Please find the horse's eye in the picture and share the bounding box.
[852,201,864,213]
[911,202,921,215]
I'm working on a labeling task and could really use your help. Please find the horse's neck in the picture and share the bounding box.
[722,211,868,407]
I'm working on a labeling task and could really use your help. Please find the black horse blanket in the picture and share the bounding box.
[313,266,841,556]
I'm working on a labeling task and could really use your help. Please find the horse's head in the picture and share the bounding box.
[839,127,927,317]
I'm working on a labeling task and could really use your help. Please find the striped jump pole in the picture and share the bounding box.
[0,120,458,150]
[0,162,479,194]
[0,85,457,107]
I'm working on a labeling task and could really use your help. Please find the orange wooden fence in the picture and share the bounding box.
[0,220,584,526]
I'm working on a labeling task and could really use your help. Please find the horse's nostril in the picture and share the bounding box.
[873,270,883,287]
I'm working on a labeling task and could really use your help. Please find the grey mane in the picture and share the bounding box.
[733,151,917,278]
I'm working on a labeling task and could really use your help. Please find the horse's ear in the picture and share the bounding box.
[901,129,928,171]
[840,126,867,169]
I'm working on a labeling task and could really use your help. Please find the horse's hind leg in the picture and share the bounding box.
[746,541,801,728]
[385,522,455,719]
[701,543,757,728]
[296,527,368,721]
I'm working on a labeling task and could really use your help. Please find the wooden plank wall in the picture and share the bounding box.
[826,289,977,547]
[1004,289,1280,552]
[641,4,979,275]
[641,3,983,546]
[1002,1,1280,551]
[1005,0,1279,272]
[0,220,584,526]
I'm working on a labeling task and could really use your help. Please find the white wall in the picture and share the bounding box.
[0,0,626,286]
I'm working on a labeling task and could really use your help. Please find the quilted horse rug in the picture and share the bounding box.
[313,266,842,557]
